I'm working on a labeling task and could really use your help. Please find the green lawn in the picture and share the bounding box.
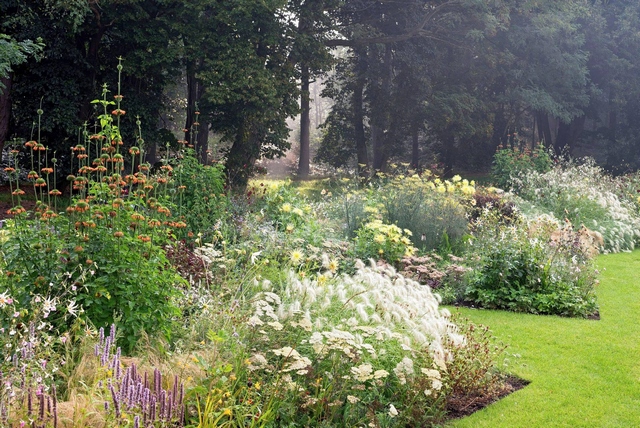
[448,251,640,427]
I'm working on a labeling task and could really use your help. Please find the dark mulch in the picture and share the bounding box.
[446,375,531,420]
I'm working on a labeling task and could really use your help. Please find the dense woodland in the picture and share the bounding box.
[2,0,640,186]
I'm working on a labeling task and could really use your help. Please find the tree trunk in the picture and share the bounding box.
[556,115,585,152]
[298,63,311,177]
[536,111,553,149]
[184,59,206,161]
[411,122,419,169]
[442,132,456,178]
[372,45,393,172]
[0,75,12,155]
[196,121,209,163]
[353,49,369,176]
[226,119,259,191]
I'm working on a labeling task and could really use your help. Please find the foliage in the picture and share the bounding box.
[464,212,599,317]
[400,254,470,305]
[0,33,43,88]
[185,260,503,427]
[511,158,640,252]
[353,219,416,263]
[491,144,553,190]
[171,150,227,240]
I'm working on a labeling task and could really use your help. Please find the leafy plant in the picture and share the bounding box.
[491,143,553,190]
[464,213,598,317]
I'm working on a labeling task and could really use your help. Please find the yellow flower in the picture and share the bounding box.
[327,259,339,273]
[286,223,295,232]
[290,250,304,264]
[281,203,292,213]
[374,234,386,244]
[292,207,304,216]
[452,174,462,182]
[223,408,232,417]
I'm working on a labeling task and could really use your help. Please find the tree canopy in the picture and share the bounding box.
[2,0,640,185]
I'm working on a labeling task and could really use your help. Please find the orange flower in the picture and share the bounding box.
[114,231,124,238]
[4,167,15,173]
[75,201,90,212]
[41,210,57,220]
[34,178,47,187]
[112,198,124,208]
[137,234,151,242]
[12,189,25,196]
[25,140,37,148]
[111,109,126,116]
[49,189,62,197]
[6,206,26,215]
[27,171,39,180]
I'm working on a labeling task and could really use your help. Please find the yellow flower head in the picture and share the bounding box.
[290,250,304,264]
[281,203,292,213]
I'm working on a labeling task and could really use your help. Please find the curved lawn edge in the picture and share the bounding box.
[447,250,640,427]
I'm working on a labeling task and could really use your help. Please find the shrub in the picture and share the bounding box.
[0,213,183,353]
[353,219,416,263]
[464,213,599,317]
[379,174,473,254]
[189,260,498,427]
[400,254,470,305]
[171,151,228,241]
[491,143,553,190]
[512,158,640,252]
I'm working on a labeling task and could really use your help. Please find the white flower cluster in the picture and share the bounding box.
[246,259,464,399]
[514,160,640,252]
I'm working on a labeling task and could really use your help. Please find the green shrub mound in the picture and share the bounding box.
[463,213,599,318]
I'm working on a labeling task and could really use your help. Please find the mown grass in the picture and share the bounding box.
[448,250,640,427]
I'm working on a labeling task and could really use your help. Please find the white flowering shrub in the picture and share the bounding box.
[512,158,640,252]
[240,260,488,426]
[465,212,599,317]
